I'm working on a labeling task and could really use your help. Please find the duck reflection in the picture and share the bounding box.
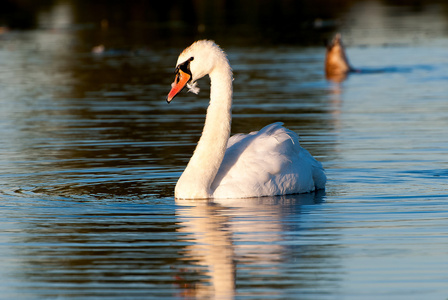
[175,191,325,299]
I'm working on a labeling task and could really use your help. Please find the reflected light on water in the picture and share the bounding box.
[341,1,448,46]
[38,2,74,30]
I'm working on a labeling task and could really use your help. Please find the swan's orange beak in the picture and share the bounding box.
[167,70,191,103]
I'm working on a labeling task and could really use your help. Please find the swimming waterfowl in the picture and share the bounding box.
[167,40,326,199]
[325,33,355,81]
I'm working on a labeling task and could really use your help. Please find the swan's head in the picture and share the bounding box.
[167,40,226,103]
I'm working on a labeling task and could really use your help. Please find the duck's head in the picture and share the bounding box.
[167,40,224,103]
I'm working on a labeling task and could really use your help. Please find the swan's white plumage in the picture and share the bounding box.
[168,40,326,199]
[212,122,325,198]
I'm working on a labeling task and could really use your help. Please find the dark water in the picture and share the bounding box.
[0,1,448,299]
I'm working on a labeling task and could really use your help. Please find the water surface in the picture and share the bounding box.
[0,1,448,299]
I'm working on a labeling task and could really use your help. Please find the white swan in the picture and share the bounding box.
[167,40,326,199]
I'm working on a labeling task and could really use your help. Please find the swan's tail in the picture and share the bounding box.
[311,159,327,190]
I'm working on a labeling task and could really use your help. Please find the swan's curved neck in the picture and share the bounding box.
[175,58,233,199]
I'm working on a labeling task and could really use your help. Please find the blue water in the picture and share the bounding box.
[0,1,448,299]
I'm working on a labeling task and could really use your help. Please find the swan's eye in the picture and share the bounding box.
[176,58,193,78]
[180,60,191,72]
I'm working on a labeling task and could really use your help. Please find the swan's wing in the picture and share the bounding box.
[211,122,326,198]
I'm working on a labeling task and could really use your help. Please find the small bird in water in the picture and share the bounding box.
[325,33,357,82]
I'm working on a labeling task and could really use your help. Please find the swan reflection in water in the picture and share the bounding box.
[175,191,325,299]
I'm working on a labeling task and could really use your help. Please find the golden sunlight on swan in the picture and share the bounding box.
[167,40,326,199]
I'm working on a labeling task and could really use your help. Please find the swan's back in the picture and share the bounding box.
[211,122,326,198]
